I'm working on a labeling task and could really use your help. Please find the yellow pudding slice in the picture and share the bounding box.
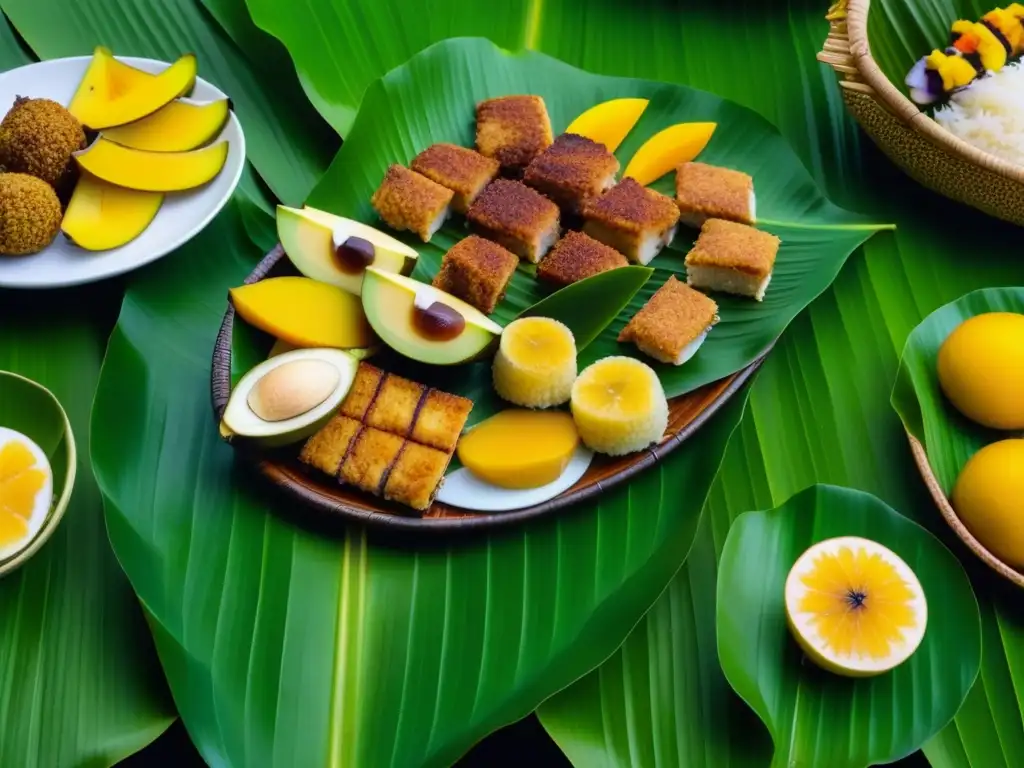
[457,410,579,489]
[492,316,577,408]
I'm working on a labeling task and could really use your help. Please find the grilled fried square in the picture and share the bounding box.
[675,162,754,228]
[339,363,385,420]
[365,374,426,435]
[523,133,619,213]
[383,442,452,511]
[410,143,500,213]
[537,230,629,287]
[409,389,474,452]
[370,164,453,242]
[582,178,680,265]
[684,218,780,301]
[338,427,405,494]
[618,276,719,365]
[432,235,519,314]
[298,415,362,476]
[466,178,560,263]
[475,95,553,174]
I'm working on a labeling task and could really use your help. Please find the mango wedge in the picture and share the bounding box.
[74,138,228,192]
[101,98,230,152]
[565,97,648,153]
[61,172,163,251]
[69,47,197,130]
[622,122,717,187]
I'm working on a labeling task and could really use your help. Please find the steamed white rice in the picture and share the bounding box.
[934,60,1024,167]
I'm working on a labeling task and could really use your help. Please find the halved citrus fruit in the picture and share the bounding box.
[0,426,53,557]
[784,536,927,677]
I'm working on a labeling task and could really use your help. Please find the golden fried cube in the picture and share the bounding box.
[523,133,619,213]
[536,230,629,287]
[432,235,519,314]
[410,143,500,213]
[339,363,385,420]
[409,389,474,452]
[675,162,754,228]
[475,95,553,174]
[466,179,560,263]
[684,218,780,301]
[370,164,453,242]
[383,441,451,511]
[298,415,362,476]
[338,427,405,494]
[365,374,426,436]
[582,178,680,265]
[618,276,719,365]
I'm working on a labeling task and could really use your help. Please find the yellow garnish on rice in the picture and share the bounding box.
[925,49,978,91]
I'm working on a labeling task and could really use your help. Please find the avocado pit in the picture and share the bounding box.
[246,358,341,422]
[412,291,466,341]
[334,234,376,275]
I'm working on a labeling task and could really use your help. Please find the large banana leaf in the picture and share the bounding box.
[0,0,337,204]
[89,189,755,768]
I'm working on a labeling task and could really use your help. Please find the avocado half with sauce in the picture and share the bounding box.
[220,347,359,448]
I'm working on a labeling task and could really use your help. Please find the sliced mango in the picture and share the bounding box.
[230,276,375,350]
[73,137,228,192]
[565,97,649,153]
[101,98,230,152]
[69,47,197,130]
[61,172,163,251]
[622,122,717,187]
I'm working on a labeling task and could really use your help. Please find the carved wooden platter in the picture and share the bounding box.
[211,247,769,532]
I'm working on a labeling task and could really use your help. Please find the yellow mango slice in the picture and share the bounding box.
[622,122,717,186]
[69,47,197,130]
[101,99,231,152]
[565,97,649,152]
[61,172,163,251]
[456,410,579,489]
[73,137,228,192]
[230,276,375,350]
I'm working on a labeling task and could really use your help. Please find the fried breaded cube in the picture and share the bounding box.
[582,178,680,265]
[523,133,619,214]
[618,276,720,365]
[298,415,362,476]
[409,389,474,452]
[536,230,629,287]
[370,164,453,242]
[475,95,553,174]
[466,179,560,263]
[339,363,385,420]
[675,162,755,228]
[365,373,426,436]
[410,143,500,214]
[684,218,780,301]
[383,441,451,511]
[338,427,405,494]
[431,235,519,314]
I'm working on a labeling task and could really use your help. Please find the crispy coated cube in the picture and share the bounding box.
[684,218,780,301]
[410,143,500,214]
[370,164,453,242]
[432,235,519,314]
[365,374,426,436]
[338,427,405,494]
[409,389,474,452]
[618,276,720,365]
[675,162,755,228]
[475,95,553,174]
[339,363,385,420]
[466,179,560,263]
[523,133,619,213]
[383,441,451,511]
[298,415,362,476]
[536,230,629,287]
[581,178,680,265]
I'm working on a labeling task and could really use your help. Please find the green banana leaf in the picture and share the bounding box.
[89,188,755,768]
[0,0,338,204]
[891,287,1024,493]
[717,484,980,768]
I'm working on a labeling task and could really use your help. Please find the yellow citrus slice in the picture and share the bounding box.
[492,317,577,408]
[622,122,717,186]
[564,98,649,152]
[784,536,927,677]
[0,426,53,555]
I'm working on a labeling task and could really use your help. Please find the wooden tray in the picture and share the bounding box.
[211,247,769,532]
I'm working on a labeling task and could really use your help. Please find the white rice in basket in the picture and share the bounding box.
[934,60,1024,167]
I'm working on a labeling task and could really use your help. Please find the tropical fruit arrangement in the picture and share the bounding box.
[0,46,231,256]
[218,91,791,515]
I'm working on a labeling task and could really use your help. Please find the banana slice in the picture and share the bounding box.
[492,317,577,408]
[570,356,668,455]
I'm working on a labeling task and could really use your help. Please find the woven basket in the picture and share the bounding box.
[818,0,1024,225]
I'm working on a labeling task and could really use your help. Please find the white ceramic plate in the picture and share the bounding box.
[0,55,245,289]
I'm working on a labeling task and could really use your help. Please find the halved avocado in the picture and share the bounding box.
[219,347,358,448]
[360,267,503,366]
[277,205,419,296]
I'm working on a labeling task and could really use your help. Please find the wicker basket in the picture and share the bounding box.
[818,0,1024,225]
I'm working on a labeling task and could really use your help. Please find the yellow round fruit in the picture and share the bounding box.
[951,439,1024,569]
[936,312,1024,430]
